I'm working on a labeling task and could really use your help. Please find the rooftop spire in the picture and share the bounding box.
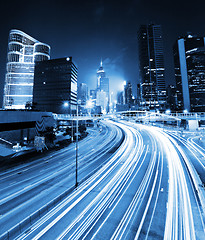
[100,58,103,67]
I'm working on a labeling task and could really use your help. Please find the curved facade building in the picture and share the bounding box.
[3,29,50,109]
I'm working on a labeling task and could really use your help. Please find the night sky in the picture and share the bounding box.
[0,0,205,105]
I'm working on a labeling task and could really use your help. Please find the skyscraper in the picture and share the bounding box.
[138,24,166,110]
[78,83,88,105]
[173,34,205,112]
[33,57,77,114]
[3,29,50,109]
[96,61,109,112]
[97,61,109,95]
[124,82,133,107]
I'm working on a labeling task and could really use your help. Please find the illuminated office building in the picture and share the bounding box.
[78,83,88,105]
[33,57,77,114]
[173,34,205,112]
[96,61,109,112]
[96,90,107,111]
[124,82,133,106]
[138,24,166,110]
[3,29,50,109]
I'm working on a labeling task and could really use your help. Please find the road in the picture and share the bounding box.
[0,120,204,239]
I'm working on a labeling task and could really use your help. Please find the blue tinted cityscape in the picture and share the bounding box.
[0,1,205,239]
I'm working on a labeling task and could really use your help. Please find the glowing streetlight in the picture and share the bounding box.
[86,100,93,108]
[183,109,188,114]
[64,102,69,107]
[165,109,171,114]
[63,101,73,141]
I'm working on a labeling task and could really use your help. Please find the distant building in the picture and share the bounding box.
[117,91,124,105]
[138,24,166,110]
[173,34,205,112]
[116,83,135,112]
[96,61,109,112]
[78,83,88,105]
[124,82,133,107]
[90,89,97,100]
[96,90,107,112]
[33,57,77,114]
[3,29,50,109]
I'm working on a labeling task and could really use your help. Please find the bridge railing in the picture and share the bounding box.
[53,111,205,121]
[53,114,102,120]
[113,111,205,120]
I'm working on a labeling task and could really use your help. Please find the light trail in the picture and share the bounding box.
[146,126,198,240]
[16,122,134,240]
[1,120,204,240]
[0,122,120,208]
[64,125,145,240]
[30,122,140,240]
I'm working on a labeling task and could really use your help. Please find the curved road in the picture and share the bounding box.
[0,121,123,239]
[0,120,204,239]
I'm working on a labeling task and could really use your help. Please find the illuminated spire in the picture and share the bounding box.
[97,58,105,74]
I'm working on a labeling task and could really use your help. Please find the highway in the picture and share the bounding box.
[0,120,204,239]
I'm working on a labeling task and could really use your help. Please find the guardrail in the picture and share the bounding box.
[114,111,205,120]
[53,114,102,120]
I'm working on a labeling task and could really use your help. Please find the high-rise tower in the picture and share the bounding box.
[97,61,109,93]
[33,57,77,114]
[173,34,205,112]
[78,83,88,105]
[138,24,166,110]
[3,29,50,109]
[96,61,109,112]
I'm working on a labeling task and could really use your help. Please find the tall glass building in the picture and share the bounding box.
[3,29,50,109]
[138,24,166,110]
[33,57,77,114]
[173,34,205,112]
[96,61,109,113]
[78,83,88,105]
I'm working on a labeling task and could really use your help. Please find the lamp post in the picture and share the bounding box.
[75,100,78,187]
[75,99,81,188]
[64,101,73,142]
[64,100,78,187]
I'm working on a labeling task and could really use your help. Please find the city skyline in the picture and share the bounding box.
[0,0,205,106]
[0,2,205,238]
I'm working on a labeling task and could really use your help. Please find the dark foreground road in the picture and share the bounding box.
[0,120,204,240]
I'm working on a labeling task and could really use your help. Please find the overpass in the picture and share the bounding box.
[54,111,205,122]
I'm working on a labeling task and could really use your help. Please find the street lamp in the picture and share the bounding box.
[64,102,69,108]
[75,99,81,188]
[165,109,171,115]
[64,101,73,142]
[64,100,77,187]
[183,109,188,114]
